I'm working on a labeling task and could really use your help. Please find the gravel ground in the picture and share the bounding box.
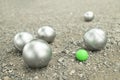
[0,0,120,80]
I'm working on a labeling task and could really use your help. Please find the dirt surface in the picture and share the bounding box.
[0,0,120,80]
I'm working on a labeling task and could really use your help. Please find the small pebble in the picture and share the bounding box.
[58,58,64,63]
[34,76,39,80]
[72,51,76,54]
[3,76,12,80]
[69,70,75,75]
[79,74,84,78]
[113,69,117,72]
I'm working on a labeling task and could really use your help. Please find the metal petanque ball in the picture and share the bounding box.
[83,28,107,50]
[14,32,34,51]
[38,26,56,43]
[84,11,94,21]
[23,39,52,68]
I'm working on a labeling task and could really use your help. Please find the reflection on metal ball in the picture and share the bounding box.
[38,26,56,43]
[83,28,107,50]
[23,39,52,68]
[84,11,94,21]
[14,32,34,51]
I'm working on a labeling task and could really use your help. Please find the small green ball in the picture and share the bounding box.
[75,49,89,61]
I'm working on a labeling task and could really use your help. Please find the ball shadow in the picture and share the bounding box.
[77,41,101,53]
[22,63,48,73]
[7,45,22,57]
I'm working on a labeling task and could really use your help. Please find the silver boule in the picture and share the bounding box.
[84,11,94,21]
[83,28,107,50]
[14,32,34,51]
[23,39,52,68]
[38,26,56,43]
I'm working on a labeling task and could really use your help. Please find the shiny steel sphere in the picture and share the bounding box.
[14,32,34,51]
[84,11,94,21]
[38,26,56,43]
[83,28,107,50]
[23,39,52,68]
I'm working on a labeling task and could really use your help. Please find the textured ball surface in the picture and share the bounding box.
[83,28,107,50]
[38,26,56,43]
[23,39,52,68]
[84,11,94,21]
[14,32,34,51]
[76,49,89,61]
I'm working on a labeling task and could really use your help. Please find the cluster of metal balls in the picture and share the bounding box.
[14,26,56,68]
[75,11,107,61]
[83,11,107,50]
[14,11,108,68]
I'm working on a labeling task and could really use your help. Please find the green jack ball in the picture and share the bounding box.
[75,49,89,61]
